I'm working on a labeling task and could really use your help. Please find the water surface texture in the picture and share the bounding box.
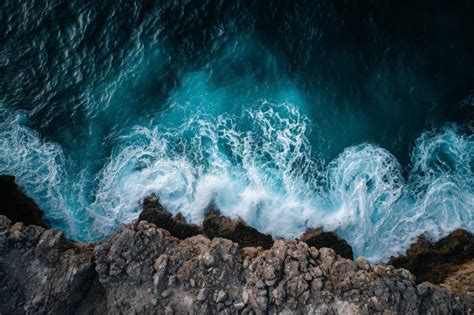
[1,1,473,261]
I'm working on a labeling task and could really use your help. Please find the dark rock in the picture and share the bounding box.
[0,214,471,314]
[300,228,354,260]
[74,276,108,314]
[0,215,106,313]
[202,204,274,249]
[138,194,202,239]
[0,175,47,227]
[2,185,469,314]
[389,229,474,284]
[0,267,25,314]
[139,196,274,249]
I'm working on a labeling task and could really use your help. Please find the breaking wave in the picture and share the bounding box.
[1,0,473,262]
[1,102,472,261]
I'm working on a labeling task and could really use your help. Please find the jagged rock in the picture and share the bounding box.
[0,215,106,313]
[0,181,472,315]
[202,205,274,249]
[389,229,474,310]
[440,260,474,309]
[0,215,471,314]
[139,196,275,249]
[300,228,354,259]
[389,229,474,284]
[138,194,202,239]
[0,175,47,227]
[94,220,245,314]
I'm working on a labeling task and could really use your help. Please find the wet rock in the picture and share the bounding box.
[0,215,470,314]
[202,205,274,249]
[139,196,274,250]
[0,188,471,314]
[0,175,47,227]
[300,228,354,259]
[138,194,202,239]
[389,229,474,284]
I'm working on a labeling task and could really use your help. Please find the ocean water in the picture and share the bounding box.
[0,1,473,261]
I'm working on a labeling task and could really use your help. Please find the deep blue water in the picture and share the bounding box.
[0,1,473,261]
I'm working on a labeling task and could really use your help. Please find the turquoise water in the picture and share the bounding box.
[0,1,473,261]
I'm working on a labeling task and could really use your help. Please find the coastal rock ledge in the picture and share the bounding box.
[0,213,471,314]
[0,178,472,314]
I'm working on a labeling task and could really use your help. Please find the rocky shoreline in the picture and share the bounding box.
[0,175,473,314]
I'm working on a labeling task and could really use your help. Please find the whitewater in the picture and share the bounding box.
[0,1,473,262]
[1,98,472,261]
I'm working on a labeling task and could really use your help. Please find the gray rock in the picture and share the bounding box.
[0,216,105,314]
[234,301,246,310]
[215,289,227,303]
[356,256,370,270]
[0,215,470,314]
[197,288,208,302]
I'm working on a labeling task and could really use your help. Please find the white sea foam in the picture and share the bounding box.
[0,109,75,233]
[0,103,472,261]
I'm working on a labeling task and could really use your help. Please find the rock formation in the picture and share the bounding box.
[0,214,471,314]
[389,229,474,284]
[0,175,47,227]
[139,196,342,253]
[138,194,202,239]
[0,216,106,314]
[389,229,474,310]
[139,196,275,249]
[202,205,274,249]
[440,260,474,309]
[300,229,354,260]
[0,188,472,314]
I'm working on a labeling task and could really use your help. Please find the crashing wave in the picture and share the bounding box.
[1,102,472,261]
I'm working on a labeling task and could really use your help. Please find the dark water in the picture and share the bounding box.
[1,0,473,261]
